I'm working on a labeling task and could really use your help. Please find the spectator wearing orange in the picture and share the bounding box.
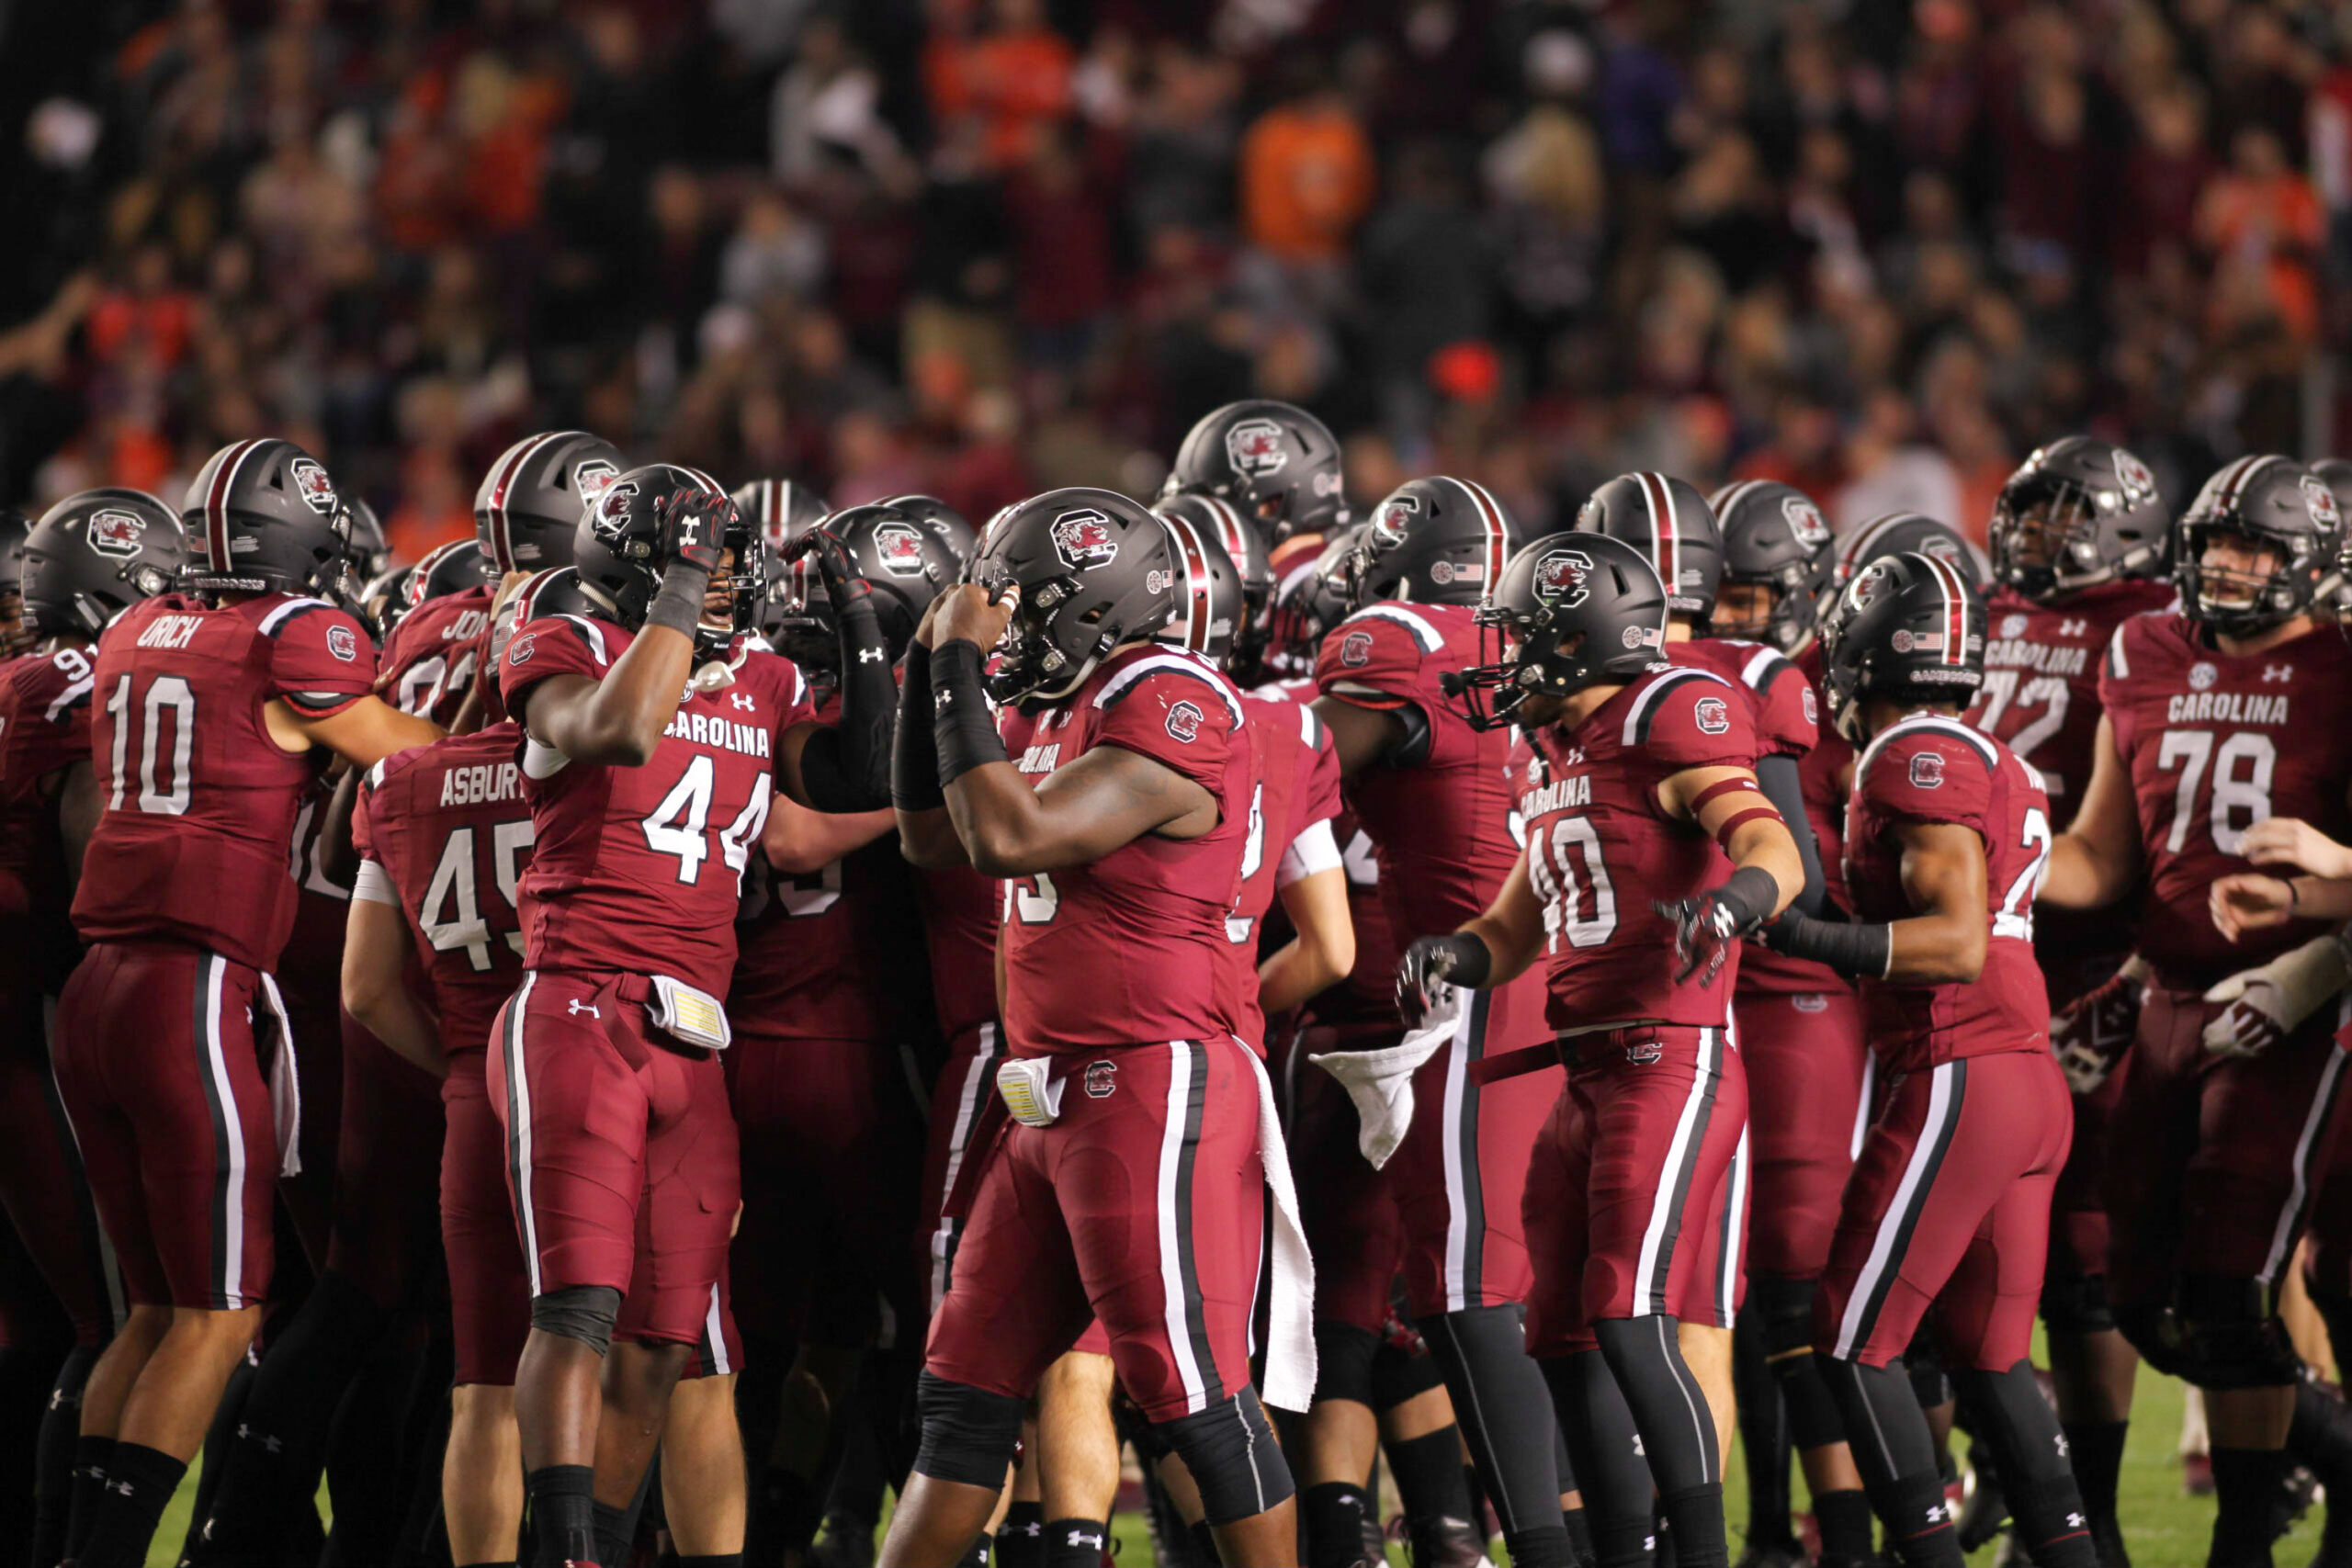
[1238,63,1374,265]
[925,0,1074,172]
[2196,127,2326,343]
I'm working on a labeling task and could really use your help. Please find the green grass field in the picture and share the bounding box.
[142,1357,2327,1564]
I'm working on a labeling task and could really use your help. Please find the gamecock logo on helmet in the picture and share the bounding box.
[2304,475,2343,532]
[288,457,338,514]
[873,523,926,577]
[1781,495,1829,548]
[591,481,640,544]
[85,509,145,558]
[1050,509,1119,570]
[1921,537,1964,570]
[1373,493,1420,545]
[1225,419,1288,478]
[1533,549,1592,608]
[2112,448,2156,505]
[1165,699,1204,742]
[573,459,618,507]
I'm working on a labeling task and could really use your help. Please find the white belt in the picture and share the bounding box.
[258,973,300,1177]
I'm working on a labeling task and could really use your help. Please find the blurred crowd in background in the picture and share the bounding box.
[3,0,2351,567]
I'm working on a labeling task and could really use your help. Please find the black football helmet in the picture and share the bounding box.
[405,539,490,612]
[1154,492,1270,673]
[22,489,187,640]
[1336,477,1517,610]
[572,463,759,657]
[1162,399,1349,545]
[1570,471,1724,624]
[1820,550,1987,743]
[1264,526,1362,678]
[477,430,626,574]
[1154,501,1247,666]
[1989,436,2169,602]
[969,487,1178,704]
[1822,512,1986,624]
[732,475,831,552]
[2176,455,2341,637]
[183,437,357,600]
[764,498,971,672]
[346,497,391,579]
[1708,479,1835,653]
[359,563,413,639]
[1447,533,1670,731]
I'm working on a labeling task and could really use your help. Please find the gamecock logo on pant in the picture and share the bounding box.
[1051,509,1119,570]
[1084,1060,1116,1098]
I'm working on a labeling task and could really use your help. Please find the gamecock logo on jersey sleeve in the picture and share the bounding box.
[1226,419,1287,478]
[326,624,359,662]
[1051,509,1119,570]
[1694,696,1730,735]
[1909,751,1945,789]
[1165,699,1204,742]
[85,509,146,558]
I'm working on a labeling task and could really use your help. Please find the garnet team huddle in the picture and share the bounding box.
[13,404,2352,1568]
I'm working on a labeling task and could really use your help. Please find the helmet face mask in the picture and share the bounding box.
[2174,457,2337,638]
[968,488,1177,706]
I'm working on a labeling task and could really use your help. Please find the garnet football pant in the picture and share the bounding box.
[2046,1058,2126,1292]
[925,1036,1266,1423]
[1735,987,1869,1282]
[2104,987,2352,1315]
[919,1021,1008,1315]
[442,1050,530,1386]
[1281,1022,1407,1334]
[0,997,121,1346]
[53,941,281,1311]
[1523,1024,1748,1358]
[1815,1050,2072,1371]
[1390,976,1553,1316]
[488,969,740,1346]
[324,1013,444,1314]
[729,1031,927,1349]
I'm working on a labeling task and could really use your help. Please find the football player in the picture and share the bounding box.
[732,472,831,554]
[1970,436,2176,1562]
[2040,456,2352,1568]
[1705,477,1876,1567]
[1761,551,2096,1568]
[51,439,440,1568]
[0,504,31,656]
[379,538,498,723]
[1161,399,1351,547]
[0,489,180,1563]
[491,464,896,1568]
[1414,531,1803,1568]
[1307,478,1575,1568]
[887,489,1301,1567]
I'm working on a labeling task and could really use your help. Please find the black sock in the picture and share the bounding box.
[2063,1418,2130,1534]
[674,1557,746,1568]
[1385,1424,1477,1527]
[956,1538,994,1568]
[593,1495,633,1566]
[2007,1473,2100,1568]
[1301,1481,1373,1567]
[1812,1487,1876,1566]
[36,1349,96,1568]
[2210,1446,2289,1568]
[1869,1468,1964,1567]
[1656,1483,1726,1568]
[1562,1504,1596,1567]
[78,1439,187,1568]
[1732,1303,1792,1545]
[1501,1522,1575,1568]
[1188,1518,1219,1563]
[65,1432,115,1560]
[996,1498,1045,1568]
[1043,1515,1109,1566]
[526,1463,597,1568]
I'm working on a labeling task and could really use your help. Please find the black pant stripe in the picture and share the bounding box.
[1172,1041,1220,1404]
[1849,1059,1967,1355]
[1457,989,1490,1305]
[1647,1028,1722,1315]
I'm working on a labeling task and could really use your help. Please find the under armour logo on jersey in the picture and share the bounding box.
[2265,663,2294,682]
[730,692,755,711]
[2060,618,2087,637]
[2054,1430,2070,1457]
[858,646,885,662]
[569,999,600,1018]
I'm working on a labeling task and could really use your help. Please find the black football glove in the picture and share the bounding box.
[655,489,732,579]
[1655,865,1780,986]
[785,525,876,608]
[1395,933,1492,1028]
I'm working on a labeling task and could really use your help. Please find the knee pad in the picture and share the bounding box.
[1752,1274,1818,1361]
[2114,1302,2182,1377]
[1314,1320,1379,1407]
[529,1285,623,1356]
[1155,1388,1295,1525]
[2039,1269,2118,1337]
[1907,1359,1951,1412]
[2167,1275,2303,1391]
[1752,1276,1844,1451]
[1369,1335,1446,1414]
[912,1371,1026,1490]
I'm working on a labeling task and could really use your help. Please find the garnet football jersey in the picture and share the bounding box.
[0,646,96,991]
[2099,614,2352,989]
[1970,581,2173,999]
[918,863,1001,1045]
[1675,637,1817,759]
[74,593,377,971]
[732,697,929,1044]
[1843,714,2052,1070]
[498,612,814,998]
[1216,690,1343,1049]
[351,722,535,1057]
[1736,641,1851,996]
[1518,664,1759,1031]
[996,644,1258,1056]
[379,584,495,727]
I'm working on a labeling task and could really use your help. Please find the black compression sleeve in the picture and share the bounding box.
[1757,753,1827,918]
[932,640,1009,787]
[1766,911,1892,979]
[797,594,896,814]
[892,641,943,811]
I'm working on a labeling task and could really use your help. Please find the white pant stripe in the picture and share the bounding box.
[1440,1002,1475,1313]
[1157,1039,1209,1413]
[1718,1126,1750,1325]
[1634,1026,1720,1312]
[702,1282,731,1375]
[1834,1060,1957,1359]
[929,1023,1000,1313]
[198,955,251,1306]
[2260,1034,2351,1285]
[1850,1052,1876,1161]
[505,973,543,1296]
